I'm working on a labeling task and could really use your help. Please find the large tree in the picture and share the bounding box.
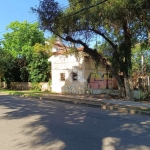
[32,0,150,100]
[3,21,44,58]
[2,21,49,83]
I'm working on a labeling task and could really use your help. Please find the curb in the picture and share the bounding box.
[2,92,150,117]
[33,95,150,117]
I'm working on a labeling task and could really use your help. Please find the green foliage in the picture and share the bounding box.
[31,82,41,91]
[132,43,150,73]
[28,47,50,82]
[0,47,21,88]
[48,79,52,86]
[1,21,51,83]
[96,42,113,58]
[0,47,11,78]
[2,21,44,58]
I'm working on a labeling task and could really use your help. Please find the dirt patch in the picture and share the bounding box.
[85,93,120,100]
[142,94,150,102]
[86,93,150,102]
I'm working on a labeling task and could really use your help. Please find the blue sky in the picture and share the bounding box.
[0,0,68,40]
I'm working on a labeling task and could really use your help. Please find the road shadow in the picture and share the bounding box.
[0,95,150,150]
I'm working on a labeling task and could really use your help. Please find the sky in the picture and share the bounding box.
[0,0,68,40]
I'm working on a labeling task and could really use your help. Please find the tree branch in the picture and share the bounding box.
[90,28,117,49]
[65,35,112,67]
[51,29,66,41]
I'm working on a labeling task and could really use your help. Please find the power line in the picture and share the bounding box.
[60,0,109,18]
[60,0,83,10]
[0,0,90,34]
[35,0,109,33]
[32,0,110,41]
[0,0,106,32]
[0,0,108,39]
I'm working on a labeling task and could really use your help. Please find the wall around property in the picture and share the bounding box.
[0,82,51,91]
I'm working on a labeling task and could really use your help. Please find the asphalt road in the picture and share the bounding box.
[0,95,150,150]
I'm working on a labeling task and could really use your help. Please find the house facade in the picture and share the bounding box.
[48,41,118,94]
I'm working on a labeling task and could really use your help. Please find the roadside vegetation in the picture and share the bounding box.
[0,21,53,88]
[0,89,52,98]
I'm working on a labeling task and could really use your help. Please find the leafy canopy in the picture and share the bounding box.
[32,0,150,74]
[2,21,45,59]
[2,21,51,82]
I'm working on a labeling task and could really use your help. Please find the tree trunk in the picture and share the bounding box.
[122,19,133,100]
[124,73,134,100]
[113,74,125,98]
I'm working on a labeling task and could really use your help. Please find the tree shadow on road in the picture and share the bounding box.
[0,95,150,150]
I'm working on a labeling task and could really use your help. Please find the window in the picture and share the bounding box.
[72,72,77,81]
[60,73,65,81]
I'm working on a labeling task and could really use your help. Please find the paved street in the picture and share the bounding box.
[0,95,150,150]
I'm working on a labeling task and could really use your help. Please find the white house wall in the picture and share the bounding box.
[49,52,118,94]
[49,54,87,94]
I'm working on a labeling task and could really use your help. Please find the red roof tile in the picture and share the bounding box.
[52,41,84,55]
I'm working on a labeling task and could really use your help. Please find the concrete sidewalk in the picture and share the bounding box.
[30,93,150,117]
[1,91,150,117]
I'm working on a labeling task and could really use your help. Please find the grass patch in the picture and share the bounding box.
[0,89,52,97]
[0,89,17,93]
[132,107,150,112]
[139,108,150,112]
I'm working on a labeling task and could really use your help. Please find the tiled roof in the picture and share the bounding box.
[53,41,69,50]
[53,41,84,55]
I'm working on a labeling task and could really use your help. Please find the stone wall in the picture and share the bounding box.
[0,82,51,91]
[39,82,51,91]
[90,89,119,95]
[0,82,6,88]
[10,82,32,90]
[90,89,147,100]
